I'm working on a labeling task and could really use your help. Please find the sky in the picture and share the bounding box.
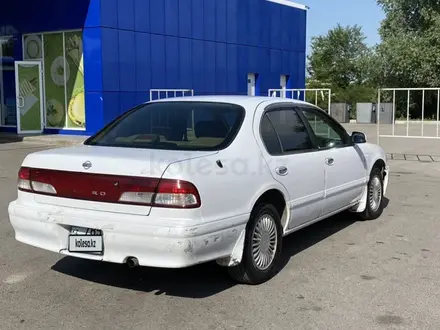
[300,0,385,54]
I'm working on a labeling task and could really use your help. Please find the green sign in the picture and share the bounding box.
[65,31,85,129]
[43,33,66,128]
[17,63,42,132]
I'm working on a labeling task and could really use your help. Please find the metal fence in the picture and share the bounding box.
[377,88,440,144]
[149,89,194,101]
[268,88,332,114]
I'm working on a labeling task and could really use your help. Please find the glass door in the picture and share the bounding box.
[15,61,44,133]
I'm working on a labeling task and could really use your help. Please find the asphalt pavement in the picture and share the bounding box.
[1,140,440,329]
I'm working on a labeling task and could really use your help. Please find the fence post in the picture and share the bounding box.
[327,89,331,115]
[377,89,381,145]
[392,90,395,136]
[437,90,440,137]
[406,90,410,137]
[421,90,425,137]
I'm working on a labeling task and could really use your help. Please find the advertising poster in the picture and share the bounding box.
[65,31,85,129]
[43,33,66,128]
[23,35,43,60]
[18,63,41,131]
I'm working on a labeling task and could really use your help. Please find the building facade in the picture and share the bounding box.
[0,0,307,136]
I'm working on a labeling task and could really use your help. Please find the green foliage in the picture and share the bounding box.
[372,0,440,118]
[375,0,440,87]
[307,25,377,113]
[307,24,371,88]
[307,1,440,119]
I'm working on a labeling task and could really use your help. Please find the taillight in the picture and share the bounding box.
[119,192,155,205]
[18,167,31,192]
[18,167,57,194]
[154,179,200,208]
[118,179,200,208]
[30,168,58,194]
[17,167,201,208]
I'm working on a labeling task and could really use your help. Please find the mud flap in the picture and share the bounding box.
[216,229,246,267]
[383,166,390,196]
[350,185,368,213]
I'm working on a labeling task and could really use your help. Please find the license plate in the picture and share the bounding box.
[69,226,103,253]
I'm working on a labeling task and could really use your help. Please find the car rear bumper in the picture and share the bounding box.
[8,200,248,268]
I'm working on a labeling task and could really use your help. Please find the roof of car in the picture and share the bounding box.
[149,95,312,108]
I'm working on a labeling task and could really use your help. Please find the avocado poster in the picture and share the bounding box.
[33,31,85,129]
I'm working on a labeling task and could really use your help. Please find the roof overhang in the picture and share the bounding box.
[266,0,308,10]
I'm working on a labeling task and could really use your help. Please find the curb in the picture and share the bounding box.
[22,136,88,146]
[0,134,88,147]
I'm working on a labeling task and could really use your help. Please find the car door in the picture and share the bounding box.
[256,105,325,230]
[298,106,368,216]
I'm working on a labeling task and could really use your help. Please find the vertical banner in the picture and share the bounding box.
[44,33,66,128]
[17,63,42,132]
[65,31,85,129]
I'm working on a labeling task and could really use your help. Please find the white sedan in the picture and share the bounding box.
[9,96,389,285]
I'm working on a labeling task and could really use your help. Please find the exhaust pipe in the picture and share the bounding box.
[126,257,139,268]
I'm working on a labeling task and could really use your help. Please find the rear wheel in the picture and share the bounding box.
[228,204,283,285]
[360,167,384,220]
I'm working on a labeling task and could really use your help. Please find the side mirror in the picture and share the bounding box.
[351,131,367,144]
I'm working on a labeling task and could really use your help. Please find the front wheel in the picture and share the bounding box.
[228,204,283,285]
[360,167,384,220]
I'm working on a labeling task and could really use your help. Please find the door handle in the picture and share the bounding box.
[325,158,335,166]
[17,96,24,108]
[275,166,288,176]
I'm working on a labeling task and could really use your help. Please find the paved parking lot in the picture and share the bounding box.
[343,123,440,155]
[1,138,440,329]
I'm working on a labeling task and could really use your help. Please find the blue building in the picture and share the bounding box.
[0,0,307,136]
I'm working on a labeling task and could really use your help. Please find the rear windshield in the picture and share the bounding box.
[85,101,245,151]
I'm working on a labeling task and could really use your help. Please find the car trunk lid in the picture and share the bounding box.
[21,145,215,215]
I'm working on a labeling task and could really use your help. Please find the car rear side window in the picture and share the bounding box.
[260,114,283,155]
[85,102,245,151]
[263,109,313,153]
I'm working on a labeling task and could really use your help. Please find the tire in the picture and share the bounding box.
[360,167,384,220]
[228,203,283,285]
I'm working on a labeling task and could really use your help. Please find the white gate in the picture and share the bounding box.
[149,89,194,101]
[377,88,440,144]
[269,88,332,114]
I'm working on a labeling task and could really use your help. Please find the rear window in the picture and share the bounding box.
[85,102,245,151]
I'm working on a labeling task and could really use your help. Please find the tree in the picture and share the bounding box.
[375,0,440,87]
[307,1,440,119]
[307,24,372,89]
[373,0,440,118]
[307,25,376,110]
